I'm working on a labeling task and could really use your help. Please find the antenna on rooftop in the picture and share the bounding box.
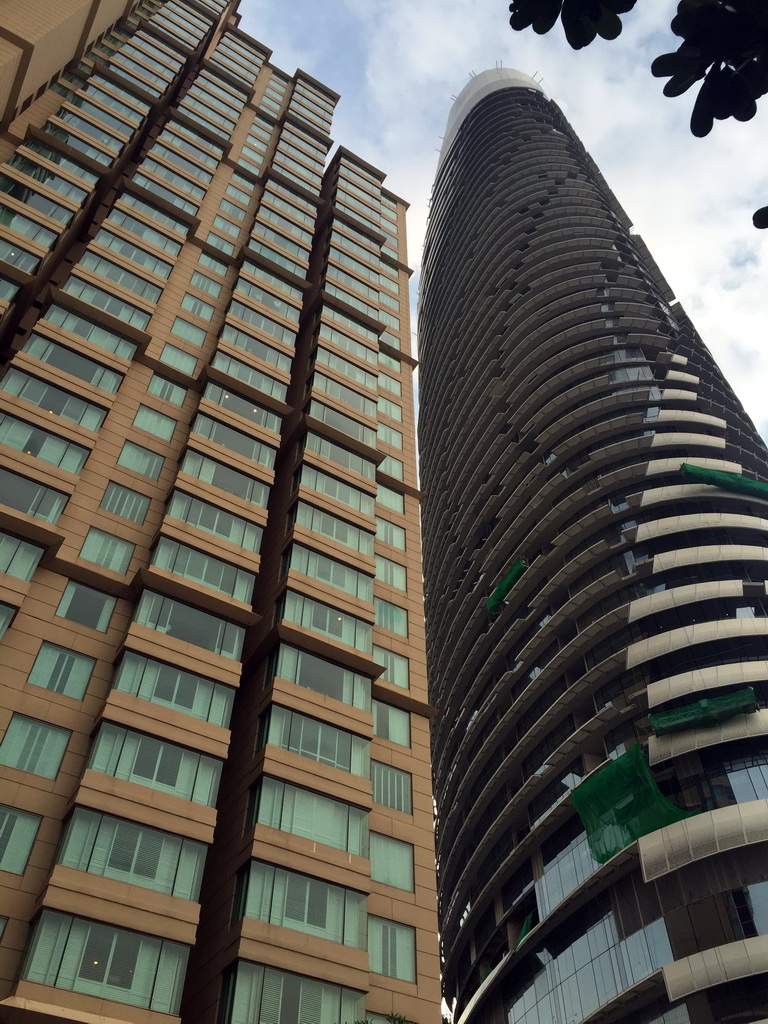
[469,70,476,78]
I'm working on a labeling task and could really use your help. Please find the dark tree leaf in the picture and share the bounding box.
[595,7,623,39]
[753,206,768,229]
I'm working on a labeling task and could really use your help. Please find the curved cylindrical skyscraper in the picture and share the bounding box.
[419,69,768,1024]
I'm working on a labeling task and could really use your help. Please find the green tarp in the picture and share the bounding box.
[486,557,527,615]
[515,912,533,950]
[570,743,699,864]
[680,463,768,501]
[649,687,757,736]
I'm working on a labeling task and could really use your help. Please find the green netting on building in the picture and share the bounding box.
[486,557,527,615]
[649,687,757,736]
[515,912,533,950]
[570,743,698,864]
[680,463,768,501]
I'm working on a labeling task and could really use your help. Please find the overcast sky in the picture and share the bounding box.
[239,0,768,440]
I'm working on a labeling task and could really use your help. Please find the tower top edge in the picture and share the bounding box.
[437,68,547,172]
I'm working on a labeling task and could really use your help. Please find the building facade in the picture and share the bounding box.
[418,68,768,1024]
[0,2,440,1022]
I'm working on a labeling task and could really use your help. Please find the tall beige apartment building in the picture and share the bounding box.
[0,2,440,1022]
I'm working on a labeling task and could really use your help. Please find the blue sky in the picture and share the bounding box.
[238,0,768,438]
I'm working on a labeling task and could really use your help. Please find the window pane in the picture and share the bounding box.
[56,581,116,632]
[271,645,370,710]
[133,405,176,440]
[240,861,366,948]
[0,804,40,872]
[279,591,372,653]
[0,468,67,523]
[27,642,95,699]
[100,482,149,524]
[0,531,44,580]
[133,590,244,660]
[368,916,416,981]
[148,374,186,405]
[58,808,206,900]
[152,537,255,602]
[375,517,406,550]
[223,962,364,1024]
[112,651,234,727]
[374,597,408,636]
[263,706,369,776]
[80,528,134,574]
[250,776,368,855]
[167,491,262,553]
[372,700,410,746]
[117,441,163,479]
[88,723,222,806]
[370,833,414,891]
[22,910,189,1013]
[0,412,89,472]
[372,647,409,689]
[371,761,412,813]
[0,714,69,778]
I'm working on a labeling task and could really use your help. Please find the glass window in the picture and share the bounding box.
[88,722,221,805]
[0,412,89,472]
[58,808,205,899]
[221,962,363,1024]
[298,465,374,516]
[191,414,276,469]
[77,251,162,302]
[152,537,255,602]
[219,323,292,371]
[373,646,409,689]
[0,369,106,430]
[206,231,235,255]
[286,544,373,601]
[56,581,116,632]
[190,271,221,297]
[374,597,408,635]
[112,651,234,727]
[375,517,405,550]
[211,352,287,402]
[0,602,15,640]
[79,528,134,574]
[271,645,370,710]
[0,468,67,523]
[61,277,150,329]
[371,762,412,813]
[0,804,40,872]
[133,590,244,660]
[376,484,404,513]
[180,451,269,507]
[23,335,123,392]
[133,405,175,440]
[22,910,188,1013]
[147,373,186,405]
[368,916,416,981]
[250,776,367,855]
[262,705,369,776]
[369,833,414,890]
[308,401,376,447]
[203,383,281,432]
[372,700,410,746]
[160,344,197,374]
[304,431,375,479]
[0,531,43,580]
[167,491,262,553]
[100,482,149,524]
[279,591,372,653]
[26,642,95,699]
[375,554,406,590]
[293,501,373,556]
[379,454,403,480]
[0,714,69,778]
[41,304,136,359]
[93,229,172,277]
[117,440,163,479]
[171,316,207,346]
[377,422,403,449]
[229,301,296,346]
[238,861,366,948]
[181,293,215,320]
[378,371,401,395]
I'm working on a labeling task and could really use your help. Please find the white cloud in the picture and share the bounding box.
[238,0,768,440]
